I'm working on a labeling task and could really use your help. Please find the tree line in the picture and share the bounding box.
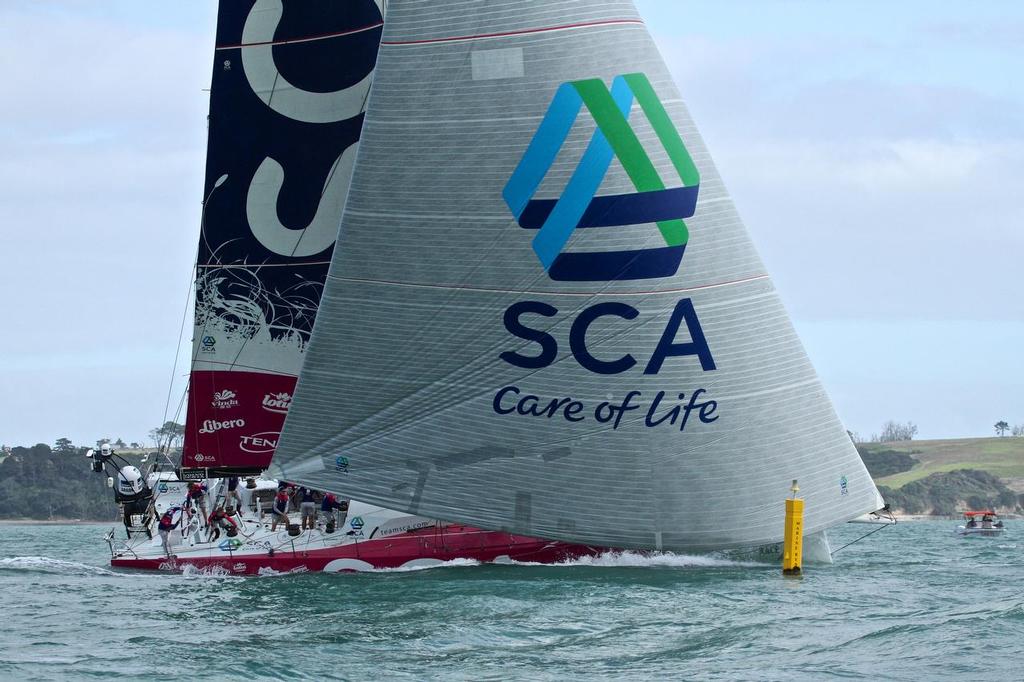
[0,428,182,521]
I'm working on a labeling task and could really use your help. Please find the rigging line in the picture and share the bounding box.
[830,514,897,557]
[161,239,200,436]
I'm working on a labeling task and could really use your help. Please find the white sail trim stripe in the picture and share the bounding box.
[372,99,684,127]
[712,377,821,402]
[326,274,770,297]
[380,18,645,47]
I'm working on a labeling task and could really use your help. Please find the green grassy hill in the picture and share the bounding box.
[859,437,1024,490]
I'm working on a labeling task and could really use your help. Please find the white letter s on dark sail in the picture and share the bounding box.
[246,144,359,258]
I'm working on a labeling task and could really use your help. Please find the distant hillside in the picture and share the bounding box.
[0,444,151,521]
[859,437,1024,491]
[858,437,1024,516]
[877,470,1020,516]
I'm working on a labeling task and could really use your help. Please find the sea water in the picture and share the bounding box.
[0,521,1021,680]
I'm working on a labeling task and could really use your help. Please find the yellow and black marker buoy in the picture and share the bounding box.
[782,479,803,576]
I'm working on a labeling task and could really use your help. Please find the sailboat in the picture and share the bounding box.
[95,0,883,573]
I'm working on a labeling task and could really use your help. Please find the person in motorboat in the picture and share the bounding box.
[158,507,182,557]
[966,517,978,529]
[270,489,291,532]
[982,515,993,529]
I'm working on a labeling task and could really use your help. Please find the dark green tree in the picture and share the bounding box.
[149,421,185,449]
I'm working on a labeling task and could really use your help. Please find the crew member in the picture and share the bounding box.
[271,489,290,532]
[320,492,347,529]
[207,505,239,541]
[296,486,318,531]
[158,507,182,557]
[224,476,241,512]
[187,482,209,527]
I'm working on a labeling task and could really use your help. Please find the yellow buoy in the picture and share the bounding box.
[782,479,803,575]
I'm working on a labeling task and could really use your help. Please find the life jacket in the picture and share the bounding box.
[321,493,337,511]
[274,492,289,513]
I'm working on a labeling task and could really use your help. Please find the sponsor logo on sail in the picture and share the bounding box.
[503,72,700,282]
[200,335,217,353]
[262,392,292,414]
[199,418,246,434]
[212,389,239,410]
[239,431,279,454]
[335,456,349,473]
[493,74,719,431]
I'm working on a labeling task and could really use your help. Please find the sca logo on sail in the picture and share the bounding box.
[500,73,714,375]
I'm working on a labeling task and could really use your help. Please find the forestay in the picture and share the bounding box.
[271,0,883,550]
[181,0,385,476]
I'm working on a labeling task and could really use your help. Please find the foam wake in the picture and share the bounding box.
[374,557,482,573]
[0,556,119,576]
[502,550,765,569]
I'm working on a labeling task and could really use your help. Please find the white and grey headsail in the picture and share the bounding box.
[271,0,884,551]
[181,0,385,477]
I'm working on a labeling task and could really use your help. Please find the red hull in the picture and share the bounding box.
[111,524,600,574]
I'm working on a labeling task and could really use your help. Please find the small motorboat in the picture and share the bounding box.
[955,510,1006,537]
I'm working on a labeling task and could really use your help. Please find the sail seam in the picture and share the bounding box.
[328,273,769,296]
[196,262,332,268]
[380,19,645,47]
[215,22,385,50]
[191,360,296,375]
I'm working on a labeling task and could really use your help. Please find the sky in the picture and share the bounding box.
[0,1,1021,448]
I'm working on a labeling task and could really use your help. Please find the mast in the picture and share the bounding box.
[180,0,385,478]
[271,0,884,550]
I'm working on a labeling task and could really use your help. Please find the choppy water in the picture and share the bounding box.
[1,522,1021,680]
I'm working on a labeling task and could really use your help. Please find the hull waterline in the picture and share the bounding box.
[111,524,601,575]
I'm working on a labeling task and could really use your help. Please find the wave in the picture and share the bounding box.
[374,557,482,573]
[256,565,309,577]
[0,556,119,576]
